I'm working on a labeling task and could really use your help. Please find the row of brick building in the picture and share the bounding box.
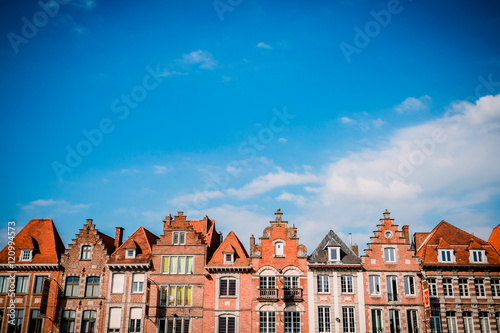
[1,209,499,333]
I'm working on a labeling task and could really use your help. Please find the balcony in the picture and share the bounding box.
[282,288,303,302]
[258,288,279,301]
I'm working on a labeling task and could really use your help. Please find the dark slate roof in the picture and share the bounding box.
[308,230,361,265]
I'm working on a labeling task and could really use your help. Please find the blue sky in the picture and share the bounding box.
[1,0,500,252]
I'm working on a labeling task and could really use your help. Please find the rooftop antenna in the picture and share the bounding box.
[349,233,352,247]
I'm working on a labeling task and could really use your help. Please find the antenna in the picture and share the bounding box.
[349,233,352,247]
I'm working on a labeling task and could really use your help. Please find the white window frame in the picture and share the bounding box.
[341,275,353,294]
[125,249,136,259]
[275,242,284,257]
[479,312,491,333]
[162,256,194,274]
[428,278,438,297]
[443,278,453,297]
[172,231,186,245]
[384,248,396,263]
[318,307,331,333]
[475,278,486,297]
[132,273,144,293]
[463,311,474,333]
[369,275,381,296]
[317,275,329,293]
[491,278,500,297]
[438,249,455,263]
[342,307,355,333]
[111,273,125,294]
[404,276,416,296]
[470,250,487,263]
[459,278,469,297]
[260,311,276,333]
[328,247,340,262]
[223,253,234,264]
[20,249,33,262]
[446,312,458,333]
[219,278,236,297]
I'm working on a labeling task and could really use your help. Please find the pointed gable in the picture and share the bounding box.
[308,230,361,266]
[206,231,251,271]
[437,237,452,249]
[108,226,159,268]
[488,224,500,254]
[468,239,484,250]
[0,219,65,266]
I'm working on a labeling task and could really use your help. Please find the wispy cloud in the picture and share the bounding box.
[276,191,307,206]
[22,199,90,213]
[257,42,272,49]
[179,50,217,69]
[340,116,356,124]
[153,165,168,174]
[394,95,432,114]
[278,138,287,143]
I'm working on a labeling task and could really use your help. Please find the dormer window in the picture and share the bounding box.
[224,253,234,264]
[126,249,136,259]
[470,250,487,263]
[328,247,340,262]
[20,249,33,262]
[438,249,455,263]
[173,232,186,245]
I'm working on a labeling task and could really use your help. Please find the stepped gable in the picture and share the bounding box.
[308,230,361,265]
[108,226,159,266]
[0,219,65,266]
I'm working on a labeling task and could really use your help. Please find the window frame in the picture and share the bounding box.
[369,275,381,296]
[172,231,186,245]
[260,311,276,333]
[479,312,491,333]
[328,247,340,262]
[475,278,486,297]
[159,285,193,307]
[442,278,453,297]
[384,248,396,263]
[459,278,470,297]
[82,310,97,333]
[389,309,400,333]
[342,307,355,333]
[80,245,92,260]
[15,275,29,294]
[65,276,80,297]
[318,307,331,333]
[223,253,234,264]
[446,311,458,333]
[371,309,383,333]
[317,275,329,294]
[284,311,300,333]
[125,249,136,259]
[20,249,33,262]
[428,278,438,297]
[162,255,194,274]
[111,273,124,294]
[491,278,500,297]
[158,317,191,333]
[462,311,473,333]
[341,275,353,294]
[218,316,236,333]
[132,273,145,294]
[28,309,44,333]
[61,310,76,333]
[404,276,416,296]
[85,276,100,297]
[470,250,487,263]
[220,278,236,297]
[438,249,455,263]
[33,275,48,294]
[275,242,285,257]
[387,275,398,301]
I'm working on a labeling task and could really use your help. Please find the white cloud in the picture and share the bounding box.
[21,199,90,213]
[340,116,356,124]
[278,138,287,143]
[169,190,225,207]
[180,50,217,69]
[257,42,272,49]
[276,192,307,206]
[225,168,319,199]
[394,95,432,114]
[120,169,140,174]
[153,165,168,174]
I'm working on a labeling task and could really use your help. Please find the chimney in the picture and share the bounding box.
[402,225,409,244]
[203,215,209,234]
[250,234,255,253]
[293,224,297,237]
[86,219,93,225]
[351,243,359,256]
[115,227,124,249]
[163,214,172,230]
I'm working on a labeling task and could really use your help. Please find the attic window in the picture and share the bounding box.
[328,247,340,262]
[275,242,284,257]
[438,249,455,263]
[126,249,136,259]
[173,232,186,245]
[81,245,92,260]
[224,253,234,264]
[20,249,33,262]
[470,250,487,263]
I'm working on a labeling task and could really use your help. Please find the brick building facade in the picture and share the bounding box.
[307,230,364,333]
[0,219,65,333]
[361,210,425,333]
[414,221,500,333]
[249,209,309,333]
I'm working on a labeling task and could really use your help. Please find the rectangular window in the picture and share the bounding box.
[328,247,339,261]
[475,278,485,297]
[132,273,144,293]
[158,318,191,333]
[404,276,415,296]
[125,249,136,258]
[369,276,380,295]
[8,309,24,333]
[430,310,442,333]
[85,276,100,297]
[284,312,300,333]
[384,248,396,262]
[160,285,192,306]
[429,278,438,297]
[389,310,400,333]
[108,308,122,333]
[28,309,43,333]
[495,313,500,333]
[34,276,48,294]
[459,278,469,297]
[471,250,486,263]
[81,245,91,260]
[162,256,194,274]
[342,307,355,333]
[259,312,276,333]
[260,276,276,289]
[111,273,124,294]
[61,310,76,333]
[21,249,32,261]
[371,310,382,333]
[15,276,29,293]
[479,312,491,333]
[224,253,234,263]
[443,278,453,297]
[317,275,329,293]
[284,276,298,288]
[446,311,458,333]
[439,250,454,263]
[492,279,500,297]
[0,276,9,293]
[341,276,353,294]
[220,278,236,297]
[219,316,235,333]
[82,310,96,333]
[129,308,142,333]
[173,232,186,245]
[387,276,398,301]
[318,307,330,333]
[463,311,473,333]
[407,310,418,333]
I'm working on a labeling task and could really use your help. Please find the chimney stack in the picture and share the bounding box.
[250,234,255,254]
[351,243,359,256]
[163,214,172,230]
[115,227,124,249]
[203,215,209,234]
[402,225,410,244]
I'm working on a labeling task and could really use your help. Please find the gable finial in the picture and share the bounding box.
[275,208,283,223]
[383,209,391,219]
